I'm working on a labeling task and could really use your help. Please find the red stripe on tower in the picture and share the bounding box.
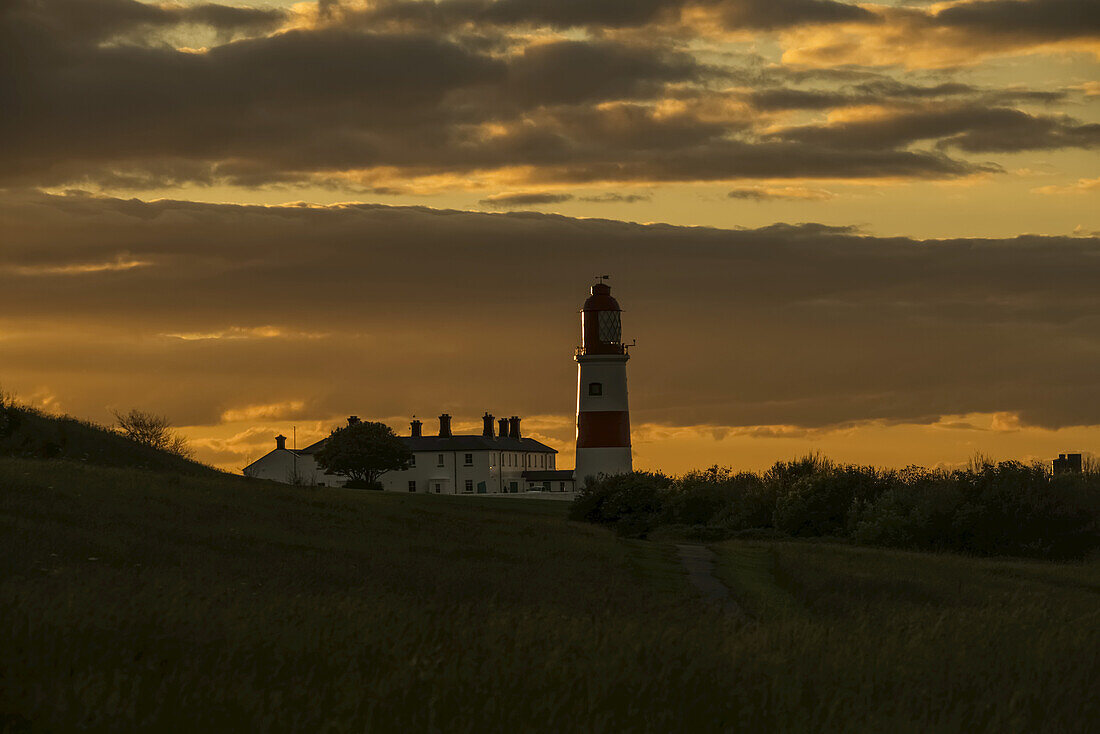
[576,412,631,448]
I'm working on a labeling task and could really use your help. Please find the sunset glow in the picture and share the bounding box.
[3,0,1098,473]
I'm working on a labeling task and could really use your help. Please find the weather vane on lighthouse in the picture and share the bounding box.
[573,278,633,487]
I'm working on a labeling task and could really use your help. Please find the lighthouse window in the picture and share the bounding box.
[589,382,603,396]
[598,310,621,343]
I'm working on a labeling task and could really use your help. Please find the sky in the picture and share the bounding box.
[2,0,1099,473]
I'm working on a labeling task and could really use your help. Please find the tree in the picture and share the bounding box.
[314,420,412,489]
[113,408,193,459]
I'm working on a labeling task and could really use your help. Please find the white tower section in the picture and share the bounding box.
[574,282,632,488]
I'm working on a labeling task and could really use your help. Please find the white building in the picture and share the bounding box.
[244,413,576,493]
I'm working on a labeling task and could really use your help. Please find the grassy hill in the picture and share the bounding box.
[1,456,1098,732]
[0,402,220,477]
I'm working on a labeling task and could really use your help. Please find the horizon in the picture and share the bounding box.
[3,0,1098,475]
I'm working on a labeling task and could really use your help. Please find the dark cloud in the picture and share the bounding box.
[6,0,284,44]
[479,192,574,207]
[506,41,705,107]
[3,192,1099,433]
[747,82,1066,111]
[706,0,874,30]
[933,0,1100,42]
[774,105,1100,153]
[347,0,874,32]
[579,193,652,203]
[727,186,833,200]
[1,0,1090,191]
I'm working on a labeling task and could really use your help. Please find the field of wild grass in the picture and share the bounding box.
[1,457,1098,732]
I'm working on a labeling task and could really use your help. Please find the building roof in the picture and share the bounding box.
[522,470,575,481]
[296,434,557,455]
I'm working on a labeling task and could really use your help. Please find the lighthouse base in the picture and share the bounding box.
[574,447,633,488]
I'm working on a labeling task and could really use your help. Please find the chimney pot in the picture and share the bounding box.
[438,413,452,438]
[410,419,422,438]
[508,416,521,440]
[482,412,495,438]
[275,434,287,450]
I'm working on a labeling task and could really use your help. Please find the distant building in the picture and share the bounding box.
[245,280,637,492]
[1052,453,1083,475]
[244,413,575,493]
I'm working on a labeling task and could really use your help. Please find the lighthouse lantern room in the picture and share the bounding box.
[574,280,633,487]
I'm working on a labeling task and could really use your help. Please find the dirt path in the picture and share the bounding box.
[676,544,744,617]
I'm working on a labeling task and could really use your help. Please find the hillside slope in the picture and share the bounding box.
[1,457,1097,732]
[0,403,220,476]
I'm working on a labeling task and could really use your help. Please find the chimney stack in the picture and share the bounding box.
[508,416,521,440]
[347,415,360,427]
[438,413,452,438]
[482,412,495,438]
[498,417,509,438]
[275,434,287,450]
[410,419,422,438]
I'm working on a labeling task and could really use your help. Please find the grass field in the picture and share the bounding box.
[1,457,1098,732]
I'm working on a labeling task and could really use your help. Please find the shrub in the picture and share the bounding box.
[774,466,893,537]
[952,461,1099,559]
[569,455,1100,560]
[663,466,743,526]
[344,479,385,491]
[853,471,963,551]
[568,472,671,538]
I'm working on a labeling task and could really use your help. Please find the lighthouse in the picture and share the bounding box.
[574,280,632,487]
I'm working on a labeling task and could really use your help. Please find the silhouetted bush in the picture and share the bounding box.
[664,466,745,526]
[569,472,671,538]
[852,469,963,552]
[344,479,385,491]
[571,456,1100,560]
[775,465,895,537]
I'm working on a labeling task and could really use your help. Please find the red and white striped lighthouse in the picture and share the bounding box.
[574,280,632,487]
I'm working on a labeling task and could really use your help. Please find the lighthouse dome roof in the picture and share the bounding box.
[583,282,621,311]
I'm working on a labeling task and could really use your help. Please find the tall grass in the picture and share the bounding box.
[1,458,1098,730]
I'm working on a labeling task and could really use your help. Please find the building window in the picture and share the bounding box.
[464,453,473,466]
[409,455,416,467]
[465,479,473,492]
[589,382,603,396]
[408,481,416,492]
[433,482,442,493]
[437,454,444,467]
[559,482,565,491]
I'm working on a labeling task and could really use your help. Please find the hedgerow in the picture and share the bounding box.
[572,457,1100,559]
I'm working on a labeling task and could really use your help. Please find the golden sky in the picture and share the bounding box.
[3,0,1099,472]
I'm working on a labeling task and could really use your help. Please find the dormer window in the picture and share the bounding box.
[589,382,603,396]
